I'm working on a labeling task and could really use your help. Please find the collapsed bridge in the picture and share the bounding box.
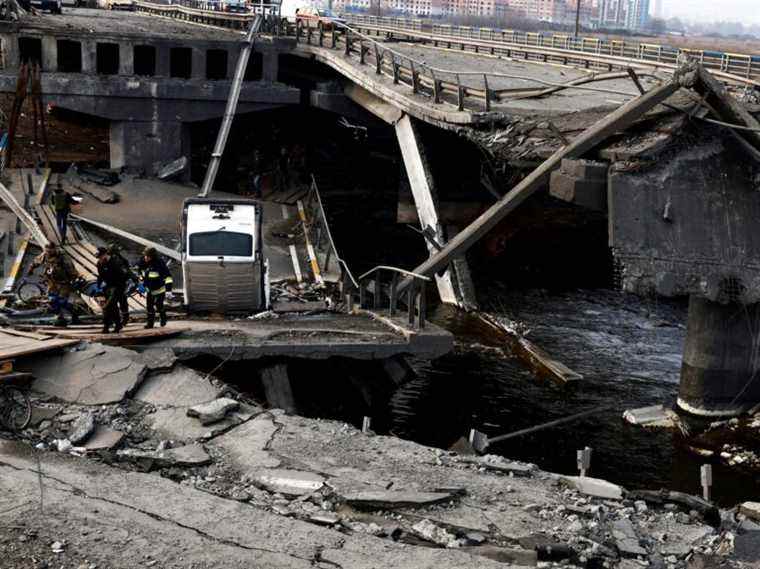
[2,5,760,417]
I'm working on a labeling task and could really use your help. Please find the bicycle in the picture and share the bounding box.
[0,377,32,432]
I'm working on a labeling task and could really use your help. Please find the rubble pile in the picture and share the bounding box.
[685,414,760,472]
[3,343,757,568]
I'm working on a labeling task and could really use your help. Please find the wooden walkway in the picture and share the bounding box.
[0,328,79,360]
[34,205,148,314]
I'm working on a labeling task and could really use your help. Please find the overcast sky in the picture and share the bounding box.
[659,0,760,25]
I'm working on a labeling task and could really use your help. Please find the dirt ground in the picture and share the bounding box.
[0,93,109,168]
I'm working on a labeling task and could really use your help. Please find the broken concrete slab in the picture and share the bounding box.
[138,348,178,372]
[735,529,760,563]
[340,490,456,509]
[623,405,677,428]
[28,405,60,427]
[117,444,212,469]
[187,397,240,425]
[67,412,95,444]
[740,502,760,522]
[29,343,147,405]
[309,512,340,526]
[212,414,282,474]
[411,519,458,547]
[462,545,538,566]
[135,366,219,407]
[147,403,260,443]
[562,476,625,500]
[82,426,125,451]
[612,519,647,557]
[250,469,325,496]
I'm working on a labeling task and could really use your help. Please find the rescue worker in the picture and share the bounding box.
[107,243,136,326]
[136,247,172,329]
[96,246,129,334]
[31,242,80,327]
[52,184,76,244]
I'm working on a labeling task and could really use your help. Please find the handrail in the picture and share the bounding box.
[358,265,430,282]
[306,176,358,290]
[345,14,760,87]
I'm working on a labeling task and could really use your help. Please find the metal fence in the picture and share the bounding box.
[346,14,760,84]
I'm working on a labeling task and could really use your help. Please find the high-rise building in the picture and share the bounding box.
[652,0,662,19]
[625,0,649,30]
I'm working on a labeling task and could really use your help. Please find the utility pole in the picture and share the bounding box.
[574,0,581,37]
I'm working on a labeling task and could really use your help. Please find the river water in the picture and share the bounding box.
[385,286,760,507]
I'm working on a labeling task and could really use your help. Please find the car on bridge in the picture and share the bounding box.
[295,7,346,32]
[28,0,63,13]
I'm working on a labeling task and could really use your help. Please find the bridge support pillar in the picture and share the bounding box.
[110,120,190,178]
[395,114,478,310]
[192,47,205,80]
[82,40,97,75]
[678,296,760,417]
[1,34,19,69]
[119,41,134,76]
[262,51,278,83]
[41,36,57,72]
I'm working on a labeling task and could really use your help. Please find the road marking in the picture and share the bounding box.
[288,244,303,284]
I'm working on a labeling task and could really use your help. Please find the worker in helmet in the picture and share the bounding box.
[96,246,129,334]
[136,247,172,329]
[51,184,76,244]
[31,242,80,327]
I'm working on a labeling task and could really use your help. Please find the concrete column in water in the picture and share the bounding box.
[678,296,760,417]
[81,40,97,74]
[394,114,477,309]
[119,42,134,76]
[262,50,278,83]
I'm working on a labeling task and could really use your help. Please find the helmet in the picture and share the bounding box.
[96,246,109,258]
[143,247,157,259]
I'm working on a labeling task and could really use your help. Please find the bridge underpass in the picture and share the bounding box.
[3,6,760,420]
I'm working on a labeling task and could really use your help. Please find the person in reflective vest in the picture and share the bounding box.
[31,242,80,327]
[137,247,172,329]
[52,184,76,244]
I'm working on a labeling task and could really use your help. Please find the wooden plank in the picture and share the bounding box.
[71,215,181,261]
[0,182,47,246]
[403,77,682,285]
[41,326,186,345]
[0,336,80,360]
[0,327,53,341]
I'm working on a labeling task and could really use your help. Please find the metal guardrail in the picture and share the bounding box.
[133,0,282,31]
[356,265,429,329]
[346,14,760,85]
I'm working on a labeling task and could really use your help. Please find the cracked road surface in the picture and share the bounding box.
[0,441,508,569]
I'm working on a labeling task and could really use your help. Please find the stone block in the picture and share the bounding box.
[561,159,609,180]
[250,469,325,496]
[187,397,239,425]
[83,426,125,451]
[741,502,760,522]
[562,476,625,500]
[549,171,607,211]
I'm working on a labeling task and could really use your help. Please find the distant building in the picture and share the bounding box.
[625,0,649,30]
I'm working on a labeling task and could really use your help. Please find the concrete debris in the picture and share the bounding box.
[249,469,325,496]
[67,412,95,444]
[340,490,457,509]
[740,501,760,522]
[138,348,178,372]
[50,541,66,553]
[308,512,340,526]
[117,444,212,469]
[28,405,61,427]
[29,343,147,405]
[611,518,647,557]
[82,426,125,451]
[623,405,677,428]
[187,398,240,425]
[462,545,538,566]
[136,366,219,407]
[411,519,459,547]
[157,156,188,180]
[562,476,625,500]
[149,402,260,442]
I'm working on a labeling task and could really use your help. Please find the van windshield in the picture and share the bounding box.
[189,231,253,257]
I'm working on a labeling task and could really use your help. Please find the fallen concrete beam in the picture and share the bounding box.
[395,114,477,309]
[344,83,403,125]
[71,214,181,261]
[260,363,296,414]
[0,181,47,246]
[402,73,685,287]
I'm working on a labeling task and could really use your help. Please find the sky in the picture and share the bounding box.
[658,0,760,25]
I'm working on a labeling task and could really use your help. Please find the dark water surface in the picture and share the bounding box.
[384,287,760,507]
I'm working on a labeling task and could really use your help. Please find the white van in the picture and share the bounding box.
[181,198,269,314]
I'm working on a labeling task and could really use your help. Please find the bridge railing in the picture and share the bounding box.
[357,265,430,329]
[345,14,760,84]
